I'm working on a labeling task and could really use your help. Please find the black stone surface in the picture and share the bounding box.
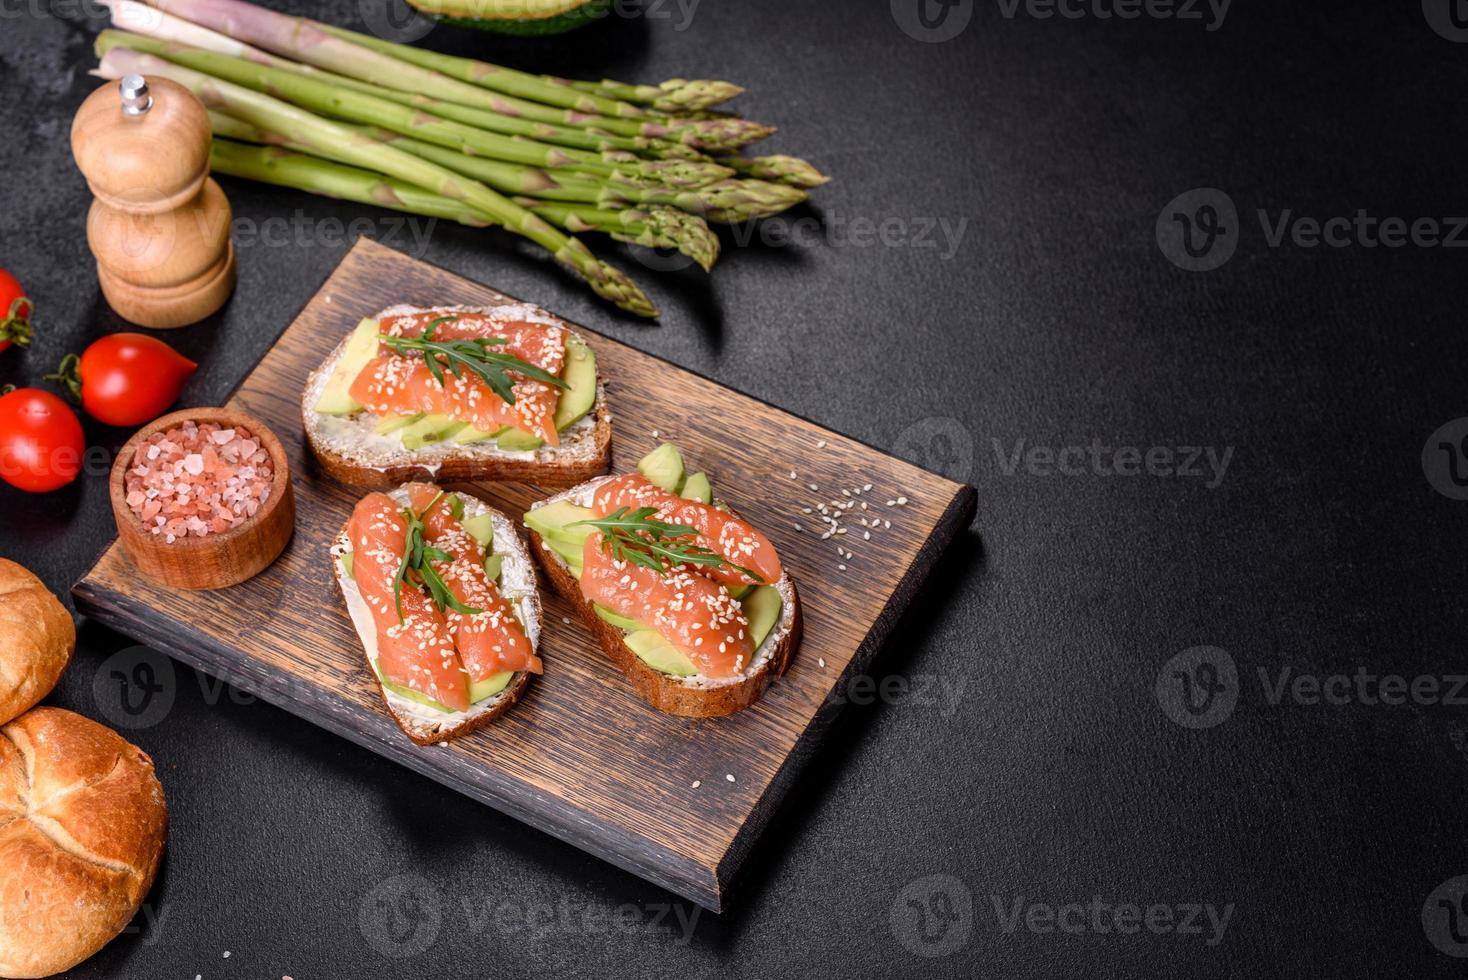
[2,1,1467,976]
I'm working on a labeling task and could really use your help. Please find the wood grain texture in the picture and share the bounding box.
[72,238,976,911]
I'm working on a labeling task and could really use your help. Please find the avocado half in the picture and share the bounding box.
[407,0,613,35]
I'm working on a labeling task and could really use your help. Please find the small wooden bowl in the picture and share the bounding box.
[110,408,295,590]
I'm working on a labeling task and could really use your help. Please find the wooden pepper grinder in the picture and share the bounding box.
[71,74,236,329]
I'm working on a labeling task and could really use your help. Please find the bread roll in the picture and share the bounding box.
[0,708,168,979]
[0,561,74,725]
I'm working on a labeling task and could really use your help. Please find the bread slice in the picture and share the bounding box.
[526,477,802,718]
[331,486,542,745]
[302,303,612,489]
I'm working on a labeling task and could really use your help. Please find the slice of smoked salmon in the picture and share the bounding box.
[579,532,754,678]
[406,484,542,680]
[348,493,470,712]
[348,311,568,446]
[591,474,783,588]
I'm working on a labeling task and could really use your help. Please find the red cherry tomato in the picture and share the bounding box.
[0,269,34,354]
[52,333,197,427]
[0,388,85,493]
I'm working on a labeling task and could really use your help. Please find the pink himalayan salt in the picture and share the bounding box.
[125,420,275,544]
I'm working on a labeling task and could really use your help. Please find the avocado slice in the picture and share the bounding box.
[593,605,645,631]
[524,501,596,574]
[374,659,456,713]
[314,319,381,416]
[469,670,515,703]
[553,338,597,431]
[455,424,507,445]
[406,0,611,35]
[680,471,712,504]
[524,501,596,541]
[462,513,494,549]
[624,630,699,677]
[742,586,783,650]
[637,443,685,493]
[483,553,503,583]
[400,414,467,450]
[374,413,422,436]
[497,427,544,453]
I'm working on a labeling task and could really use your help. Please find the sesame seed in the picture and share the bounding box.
[863,483,873,491]
[886,500,896,507]
[725,773,735,782]
[562,617,571,624]
[816,439,827,448]
[863,531,870,540]
[841,489,851,497]
[897,496,909,505]
[818,657,826,667]
[793,523,803,531]
[808,483,819,491]
[838,564,847,570]
[789,470,798,479]
[692,780,701,788]
[652,429,659,438]
[884,520,892,528]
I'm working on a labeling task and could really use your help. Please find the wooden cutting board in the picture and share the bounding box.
[73,238,976,911]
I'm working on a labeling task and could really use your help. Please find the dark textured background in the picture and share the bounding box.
[3,0,1467,976]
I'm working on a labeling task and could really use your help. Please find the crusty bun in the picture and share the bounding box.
[0,561,74,725]
[0,708,168,979]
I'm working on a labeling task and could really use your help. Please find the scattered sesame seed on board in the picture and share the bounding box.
[863,483,873,491]
[691,780,701,789]
[725,773,735,782]
[885,499,896,506]
[864,531,871,540]
[793,523,803,532]
[789,470,797,479]
[838,564,847,570]
[818,657,826,668]
[561,617,571,625]
[816,439,827,449]
[808,483,819,491]
[897,496,909,505]
[652,429,659,438]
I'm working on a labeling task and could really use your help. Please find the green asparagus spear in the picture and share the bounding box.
[208,137,718,271]
[95,30,726,187]
[96,46,655,317]
[716,155,832,189]
[566,78,745,113]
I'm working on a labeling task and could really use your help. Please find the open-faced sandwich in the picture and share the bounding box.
[333,483,543,744]
[524,444,800,717]
[304,304,611,488]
